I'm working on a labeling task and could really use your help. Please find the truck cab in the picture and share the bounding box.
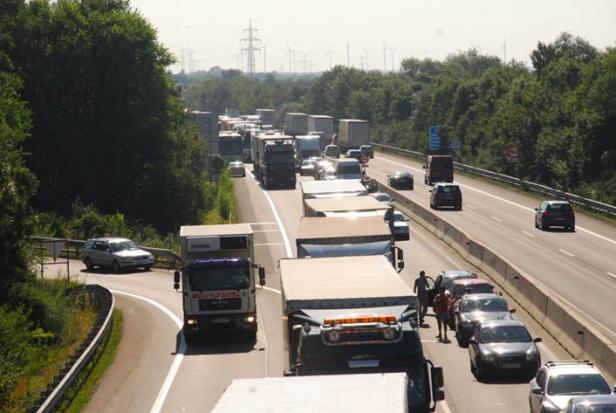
[294,135,321,170]
[280,255,445,412]
[174,224,266,342]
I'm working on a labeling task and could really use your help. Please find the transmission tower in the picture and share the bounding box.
[240,19,261,78]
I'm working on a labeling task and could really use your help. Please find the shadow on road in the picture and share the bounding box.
[175,331,258,356]
[80,267,151,275]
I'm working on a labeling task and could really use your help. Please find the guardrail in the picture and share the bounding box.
[31,236,181,269]
[373,142,616,217]
[374,178,616,383]
[29,285,114,413]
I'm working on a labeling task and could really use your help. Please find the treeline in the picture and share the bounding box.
[184,33,616,205]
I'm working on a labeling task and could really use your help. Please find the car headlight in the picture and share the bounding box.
[327,330,341,343]
[540,400,560,413]
[526,348,538,361]
[481,351,495,361]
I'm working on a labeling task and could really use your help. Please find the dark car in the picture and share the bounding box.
[535,200,575,232]
[359,145,374,159]
[453,293,515,346]
[468,320,542,381]
[564,395,616,412]
[424,154,453,185]
[430,182,462,210]
[427,270,477,306]
[388,170,414,190]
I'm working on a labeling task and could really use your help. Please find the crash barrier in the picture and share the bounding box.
[375,179,616,383]
[29,285,114,413]
[373,142,616,217]
[31,236,181,270]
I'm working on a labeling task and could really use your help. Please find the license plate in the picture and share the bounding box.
[212,318,230,324]
[555,217,564,221]
[502,363,521,369]
[348,359,379,368]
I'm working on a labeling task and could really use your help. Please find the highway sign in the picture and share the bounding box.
[450,138,462,153]
[429,126,440,151]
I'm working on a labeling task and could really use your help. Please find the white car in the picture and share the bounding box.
[81,238,155,272]
[227,161,246,177]
[391,210,410,241]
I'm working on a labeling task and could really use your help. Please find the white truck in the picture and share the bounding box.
[294,135,321,169]
[280,255,445,413]
[300,180,368,215]
[337,119,370,152]
[296,216,404,270]
[284,112,308,136]
[307,115,334,148]
[303,196,392,218]
[212,373,410,413]
[256,108,275,126]
[173,224,266,342]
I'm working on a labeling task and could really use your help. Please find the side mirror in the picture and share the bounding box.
[259,267,266,286]
[433,388,445,402]
[397,261,405,271]
[510,309,517,314]
[533,337,542,343]
[173,270,180,290]
[531,386,543,395]
[397,249,404,261]
[431,366,444,391]
[534,208,538,211]
[468,338,477,345]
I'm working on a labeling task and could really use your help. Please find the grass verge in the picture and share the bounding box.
[61,310,123,413]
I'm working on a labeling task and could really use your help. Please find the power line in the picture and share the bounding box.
[240,19,261,78]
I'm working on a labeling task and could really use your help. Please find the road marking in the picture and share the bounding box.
[252,229,281,233]
[607,271,616,279]
[249,172,293,258]
[254,242,284,247]
[466,204,477,210]
[522,230,536,238]
[491,216,503,223]
[110,290,185,413]
[260,285,282,295]
[246,222,277,225]
[376,155,616,246]
[558,248,575,257]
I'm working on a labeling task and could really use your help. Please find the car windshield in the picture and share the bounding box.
[478,325,531,343]
[188,266,250,291]
[392,213,405,222]
[548,374,611,396]
[569,402,616,412]
[462,298,507,312]
[548,203,572,211]
[110,241,138,251]
[438,185,459,193]
[453,283,493,296]
[337,165,361,175]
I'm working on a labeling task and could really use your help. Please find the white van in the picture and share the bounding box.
[323,144,340,159]
[335,158,362,180]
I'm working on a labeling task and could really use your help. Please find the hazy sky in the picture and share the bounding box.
[129,0,616,73]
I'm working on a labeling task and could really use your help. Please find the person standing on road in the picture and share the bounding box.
[433,286,450,342]
[413,271,430,324]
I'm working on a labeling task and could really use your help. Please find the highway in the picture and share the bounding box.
[368,151,616,342]
[65,166,569,413]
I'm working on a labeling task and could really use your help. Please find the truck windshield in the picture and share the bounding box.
[432,158,453,169]
[298,240,392,258]
[301,149,320,158]
[220,139,243,155]
[188,266,249,291]
[266,152,293,163]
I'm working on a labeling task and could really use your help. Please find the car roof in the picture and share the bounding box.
[392,170,412,175]
[443,270,473,277]
[478,319,525,328]
[546,200,571,205]
[434,182,459,187]
[460,293,504,301]
[372,192,390,197]
[544,361,604,376]
[452,278,492,286]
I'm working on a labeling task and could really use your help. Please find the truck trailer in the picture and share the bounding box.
[296,216,404,270]
[280,255,445,412]
[307,115,334,148]
[294,135,321,169]
[173,224,266,342]
[300,180,368,215]
[284,112,308,136]
[337,119,370,151]
[212,373,410,413]
[256,108,275,126]
[303,195,392,218]
[252,134,296,189]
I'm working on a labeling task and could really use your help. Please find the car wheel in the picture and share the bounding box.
[112,260,121,273]
[476,362,486,382]
[84,257,94,270]
[569,225,575,232]
[143,265,152,271]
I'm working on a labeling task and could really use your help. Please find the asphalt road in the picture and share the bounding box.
[367,151,616,342]
[65,165,567,413]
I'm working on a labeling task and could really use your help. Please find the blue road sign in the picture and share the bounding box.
[429,126,440,151]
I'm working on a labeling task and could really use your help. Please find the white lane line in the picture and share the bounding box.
[522,230,536,238]
[466,204,477,210]
[607,271,616,279]
[260,285,282,295]
[255,242,284,247]
[376,155,616,246]
[249,172,293,258]
[491,216,503,223]
[558,248,575,258]
[252,229,281,233]
[110,290,185,413]
[246,222,277,225]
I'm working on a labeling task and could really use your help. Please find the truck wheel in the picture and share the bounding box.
[112,260,120,273]
[84,257,94,270]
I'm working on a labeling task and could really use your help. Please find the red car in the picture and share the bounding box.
[447,279,495,328]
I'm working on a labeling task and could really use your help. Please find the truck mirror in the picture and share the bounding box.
[397,249,404,261]
[397,261,405,272]
[173,270,180,290]
[431,366,444,390]
[258,267,266,286]
[434,388,445,402]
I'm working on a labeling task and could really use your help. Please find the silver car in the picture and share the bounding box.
[391,210,410,241]
[81,238,154,272]
[227,161,246,177]
[564,395,616,412]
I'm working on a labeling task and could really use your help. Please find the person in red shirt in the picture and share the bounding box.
[433,286,450,342]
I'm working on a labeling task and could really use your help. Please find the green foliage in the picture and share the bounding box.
[202,170,237,224]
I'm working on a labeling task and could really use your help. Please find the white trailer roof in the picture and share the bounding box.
[280,256,413,312]
[304,196,389,213]
[297,216,391,241]
[212,373,408,413]
[180,224,253,237]
[300,179,367,196]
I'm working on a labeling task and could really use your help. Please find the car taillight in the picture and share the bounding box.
[543,211,550,217]
[570,211,575,220]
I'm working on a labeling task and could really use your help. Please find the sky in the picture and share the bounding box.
[129,0,616,74]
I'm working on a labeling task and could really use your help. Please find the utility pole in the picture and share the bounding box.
[326,48,333,69]
[346,42,350,67]
[390,49,395,72]
[188,48,193,73]
[240,19,261,78]
[180,47,186,73]
[383,42,387,72]
[503,37,507,64]
[263,45,267,72]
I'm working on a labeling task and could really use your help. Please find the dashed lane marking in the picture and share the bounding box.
[255,242,284,247]
[607,272,616,279]
[522,230,536,238]
[491,216,503,223]
[558,248,575,258]
[466,204,477,210]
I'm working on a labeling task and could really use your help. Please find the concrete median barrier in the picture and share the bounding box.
[375,179,616,383]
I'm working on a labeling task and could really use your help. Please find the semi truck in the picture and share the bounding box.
[300,180,368,214]
[252,134,296,189]
[303,196,392,218]
[280,255,445,413]
[173,224,266,342]
[212,373,410,413]
[337,119,370,152]
[294,135,321,170]
[218,132,244,162]
[307,115,334,149]
[284,112,308,136]
[296,216,404,270]
[256,108,275,126]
